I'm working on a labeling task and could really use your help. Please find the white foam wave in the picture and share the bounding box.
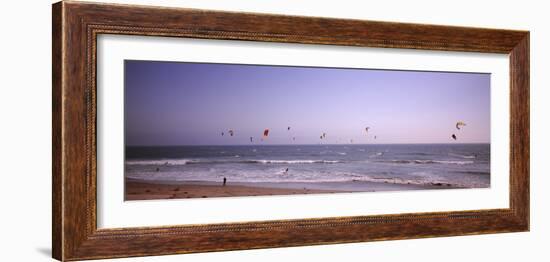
[384,159,474,165]
[125,159,190,165]
[254,160,343,164]
[125,171,466,187]
[126,159,344,166]
[369,152,384,158]
[432,160,474,165]
[449,153,476,159]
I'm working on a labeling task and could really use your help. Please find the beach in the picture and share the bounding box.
[125,177,457,201]
[125,144,489,200]
[123,61,491,201]
[125,179,337,200]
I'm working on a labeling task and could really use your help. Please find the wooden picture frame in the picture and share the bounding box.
[52,1,529,261]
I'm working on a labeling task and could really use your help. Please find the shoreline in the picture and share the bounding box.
[127,143,490,147]
[125,179,342,200]
[125,178,461,201]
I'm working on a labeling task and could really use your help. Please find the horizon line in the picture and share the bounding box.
[126,142,491,147]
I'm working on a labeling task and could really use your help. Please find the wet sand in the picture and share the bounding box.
[125,178,455,201]
[125,179,341,200]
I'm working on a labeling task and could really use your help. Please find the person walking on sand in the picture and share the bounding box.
[223,177,227,186]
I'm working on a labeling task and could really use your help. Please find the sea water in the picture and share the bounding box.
[125,144,490,189]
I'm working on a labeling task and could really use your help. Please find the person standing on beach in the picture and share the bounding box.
[223,177,227,186]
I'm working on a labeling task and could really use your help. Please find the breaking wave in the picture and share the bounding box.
[379,159,474,165]
[126,159,345,166]
[448,153,476,159]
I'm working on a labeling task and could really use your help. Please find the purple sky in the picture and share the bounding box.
[125,60,490,146]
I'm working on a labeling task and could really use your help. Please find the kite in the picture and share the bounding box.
[451,134,457,140]
[228,130,234,136]
[263,129,270,138]
[456,121,466,130]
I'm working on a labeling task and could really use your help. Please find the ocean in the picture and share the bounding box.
[125,144,490,190]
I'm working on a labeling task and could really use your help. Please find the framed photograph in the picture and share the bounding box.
[52,1,529,261]
[123,60,491,201]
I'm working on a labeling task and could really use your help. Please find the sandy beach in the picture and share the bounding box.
[125,144,489,201]
[125,179,342,200]
[125,178,455,201]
